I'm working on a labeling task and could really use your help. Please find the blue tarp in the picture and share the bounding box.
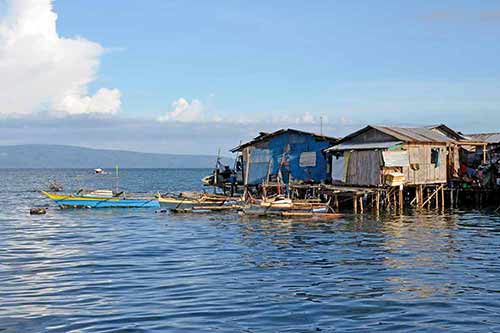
[246,132,331,184]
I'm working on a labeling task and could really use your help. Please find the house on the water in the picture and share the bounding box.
[325,125,452,187]
[231,129,338,186]
[426,124,488,180]
[467,132,500,163]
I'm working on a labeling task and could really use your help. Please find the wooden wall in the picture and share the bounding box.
[402,144,447,185]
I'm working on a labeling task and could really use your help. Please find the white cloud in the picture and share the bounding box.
[271,112,324,125]
[55,88,122,116]
[158,98,205,123]
[158,99,332,127]
[0,0,121,116]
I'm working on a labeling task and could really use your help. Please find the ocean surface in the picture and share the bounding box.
[1,168,500,332]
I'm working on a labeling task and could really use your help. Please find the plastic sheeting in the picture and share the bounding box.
[331,155,346,182]
[383,151,410,167]
[247,148,271,184]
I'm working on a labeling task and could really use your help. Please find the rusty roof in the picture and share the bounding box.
[369,126,452,143]
[333,125,452,147]
[467,132,500,144]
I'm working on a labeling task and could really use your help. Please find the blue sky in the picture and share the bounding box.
[1,0,500,153]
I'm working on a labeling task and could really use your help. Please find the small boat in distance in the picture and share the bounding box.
[94,168,105,174]
[42,189,160,209]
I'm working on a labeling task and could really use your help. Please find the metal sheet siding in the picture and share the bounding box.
[243,132,330,184]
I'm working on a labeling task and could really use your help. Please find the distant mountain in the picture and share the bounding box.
[0,145,232,169]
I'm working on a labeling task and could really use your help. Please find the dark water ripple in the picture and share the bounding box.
[1,169,500,332]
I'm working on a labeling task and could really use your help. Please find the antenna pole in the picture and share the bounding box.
[320,116,323,135]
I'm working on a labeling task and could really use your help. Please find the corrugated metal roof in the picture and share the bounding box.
[231,128,338,152]
[326,141,403,152]
[372,126,452,143]
[467,133,500,144]
[425,124,468,141]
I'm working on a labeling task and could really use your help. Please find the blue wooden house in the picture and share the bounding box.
[231,129,338,185]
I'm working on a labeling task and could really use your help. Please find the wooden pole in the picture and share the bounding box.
[435,186,439,209]
[428,187,432,209]
[416,186,421,208]
[441,185,445,210]
[243,148,251,201]
[399,186,404,211]
[420,184,442,208]
[420,185,424,209]
[353,194,358,214]
[359,195,364,214]
[393,190,397,211]
[376,191,380,213]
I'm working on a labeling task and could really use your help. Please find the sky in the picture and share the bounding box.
[1,0,500,154]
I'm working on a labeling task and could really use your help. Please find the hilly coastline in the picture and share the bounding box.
[0,144,232,169]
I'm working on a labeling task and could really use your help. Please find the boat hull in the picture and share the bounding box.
[42,191,160,209]
[158,197,199,209]
[158,195,241,209]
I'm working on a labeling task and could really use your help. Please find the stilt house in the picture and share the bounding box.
[427,124,488,179]
[231,129,338,186]
[325,125,452,187]
[467,132,500,162]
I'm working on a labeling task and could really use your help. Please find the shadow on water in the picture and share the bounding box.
[1,169,500,332]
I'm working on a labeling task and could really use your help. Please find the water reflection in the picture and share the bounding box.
[1,170,500,332]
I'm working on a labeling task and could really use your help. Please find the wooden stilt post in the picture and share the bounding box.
[450,188,454,209]
[359,195,364,214]
[420,185,424,209]
[441,185,445,210]
[415,186,419,208]
[353,194,358,214]
[393,190,396,211]
[399,185,404,212]
[376,191,380,213]
[334,194,339,211]
[435,186,439,209]
[428,187,432,209]
[416,185,421,209]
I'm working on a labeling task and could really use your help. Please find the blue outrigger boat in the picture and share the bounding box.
[42,189,160,209]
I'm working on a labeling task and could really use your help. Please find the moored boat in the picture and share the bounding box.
[41,190,160,209]
[240,196,336,219]
[157,192,242,209]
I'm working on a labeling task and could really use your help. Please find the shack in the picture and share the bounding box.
[467,132,500,162]
[325,125,452,187]
[427,124,488,180]
[231,129,338,186]
[466,132,500,188]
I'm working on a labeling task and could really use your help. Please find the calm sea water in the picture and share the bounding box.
[1,169,500,332]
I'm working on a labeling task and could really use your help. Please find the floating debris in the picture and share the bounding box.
[30,207,47,215]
